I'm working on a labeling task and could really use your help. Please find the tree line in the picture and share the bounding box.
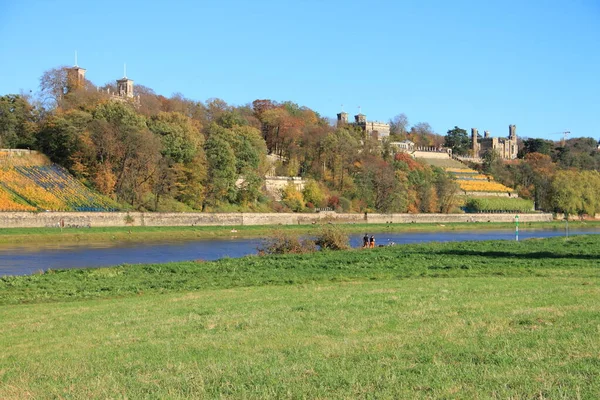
[0,65,598,215]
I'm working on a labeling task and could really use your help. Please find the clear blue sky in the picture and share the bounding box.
[1,0,599,140]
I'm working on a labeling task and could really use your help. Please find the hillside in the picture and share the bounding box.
[418,156,515,196]
[0,150,119,211]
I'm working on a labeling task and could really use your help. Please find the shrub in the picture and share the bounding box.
[281,182,304,212]
[327,195,340,208]
[302,180,325,207]
[338,197,352,212]
[258,230,316,255]
[314,225,350,250]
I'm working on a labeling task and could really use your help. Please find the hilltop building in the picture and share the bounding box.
[67,65,86,92]
[471,125,518,159]
[65,58,139,103]
[336,110,390,140]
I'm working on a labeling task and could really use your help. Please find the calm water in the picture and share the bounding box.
[1,227,598,276]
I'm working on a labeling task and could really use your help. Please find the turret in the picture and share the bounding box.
[509,124,517,140]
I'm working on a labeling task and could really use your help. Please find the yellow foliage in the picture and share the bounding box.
[458,180,514,193]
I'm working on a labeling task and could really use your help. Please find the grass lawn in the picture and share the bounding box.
[1,235,599,398]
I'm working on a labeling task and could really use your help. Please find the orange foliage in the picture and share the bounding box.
[394,153,424,171]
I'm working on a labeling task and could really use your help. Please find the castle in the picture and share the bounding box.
[336,110,390,140]
[471,125,518,159]
[66,60,138,103]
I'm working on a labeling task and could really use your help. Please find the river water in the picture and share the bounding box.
[1,227,598,276]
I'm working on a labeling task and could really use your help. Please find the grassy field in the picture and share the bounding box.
[1,235,599,398]
[0,220,595,247]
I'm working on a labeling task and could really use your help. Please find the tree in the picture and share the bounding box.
[39,66,70,107]
[435,170,460,213]
[91,102,162,206]
[36,112,87,168]
[444,126,470,155]
[519,138,553,157]
[204,132,237,206]
[389,113,409,138]
[302,180,325,208]
[147,112,203,164]
[0,94,38,148]
[281,182,304,212]
[409,122,443,147]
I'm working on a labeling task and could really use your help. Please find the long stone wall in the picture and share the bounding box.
[0,211,553,228]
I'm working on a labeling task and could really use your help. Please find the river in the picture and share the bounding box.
[1,227,598,276]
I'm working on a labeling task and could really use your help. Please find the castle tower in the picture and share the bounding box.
[116,64,134,98]
[484,130,490,138]
[67,53,86,92]
[337,111,348,127]
[354,113,366,125]
[508,124,517,140]
[471,128,478,155]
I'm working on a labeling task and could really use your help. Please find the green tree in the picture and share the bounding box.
[519,138,553,157]
[204,133,237,206]
[147,112,203,163]
[551,170,582,216]
[36,112,87,168]
[444,126,470,156]
[0,94,38,148]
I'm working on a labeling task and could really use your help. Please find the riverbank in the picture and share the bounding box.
[1,234,598,304]
[1,235,598,398]
[0,220,594,246]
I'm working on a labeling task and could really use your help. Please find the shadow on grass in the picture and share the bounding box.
[433,250,600,260]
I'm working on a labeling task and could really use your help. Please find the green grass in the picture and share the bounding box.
[0,220,595,247]
[1,235,599,398]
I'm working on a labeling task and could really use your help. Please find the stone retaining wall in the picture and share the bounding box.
[0,211,553,228]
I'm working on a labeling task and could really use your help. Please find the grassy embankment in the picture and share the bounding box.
[1,235,599,398]
[0,220,596,247]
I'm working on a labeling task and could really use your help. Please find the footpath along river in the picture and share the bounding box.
[1,227,599,276]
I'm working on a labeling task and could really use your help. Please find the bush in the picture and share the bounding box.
[281,182,304,212]
[302,180,325,207]
[258,230,316,255]
[338,197,352,212]
[314,225,350,250]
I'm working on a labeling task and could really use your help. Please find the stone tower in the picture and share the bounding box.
[337,111,348,127]
[509,124,517,140]
[355,113,366,125]
[67,66,86,92]
[471,128,478,155]
[116,66,134,98]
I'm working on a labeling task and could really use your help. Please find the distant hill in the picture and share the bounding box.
[0,150,119,212]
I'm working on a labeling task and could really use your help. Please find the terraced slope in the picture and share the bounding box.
[0,154,119,211]
[446,168,515,195]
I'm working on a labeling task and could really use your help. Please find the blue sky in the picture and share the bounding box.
[1,0,599,140]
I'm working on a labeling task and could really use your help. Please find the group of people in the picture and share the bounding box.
[362,233,375,248]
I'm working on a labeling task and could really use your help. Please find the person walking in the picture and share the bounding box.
[369,235,375,248]
[363,233,369,248]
